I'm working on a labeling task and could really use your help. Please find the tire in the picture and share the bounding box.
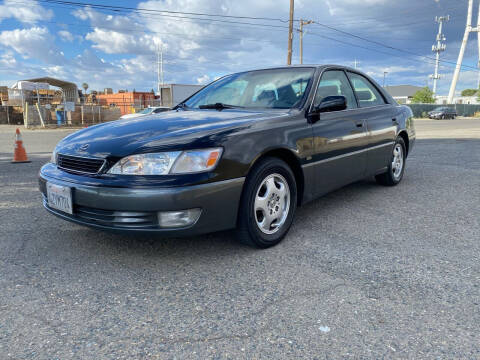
[375,137,406,186]
[237,157,297,248]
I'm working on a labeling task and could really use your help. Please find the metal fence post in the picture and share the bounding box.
[24,102,29,128]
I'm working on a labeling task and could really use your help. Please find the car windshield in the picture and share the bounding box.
[184,67,315,109]
[434,107,446,111]
[140,108,153,114]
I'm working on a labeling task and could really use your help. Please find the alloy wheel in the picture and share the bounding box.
[392,144,404,180]
[254,173,290,234]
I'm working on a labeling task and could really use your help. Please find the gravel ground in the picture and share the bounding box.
[0,119,479,359]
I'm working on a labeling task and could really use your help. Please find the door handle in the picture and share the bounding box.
[392,118,397,122]
[355,121,363,128]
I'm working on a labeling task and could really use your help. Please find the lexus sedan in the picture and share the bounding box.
[39,65,415,248]
[428,106,457,119]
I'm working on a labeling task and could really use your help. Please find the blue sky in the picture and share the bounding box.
[0,0,478,95]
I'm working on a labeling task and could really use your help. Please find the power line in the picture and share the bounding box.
[307,20,480,72]
[37,0,298,23]
[2,0,480,75]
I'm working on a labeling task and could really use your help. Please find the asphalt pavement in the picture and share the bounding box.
[0,119,479,359]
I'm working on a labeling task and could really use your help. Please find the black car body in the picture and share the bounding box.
[428,107,457,119]
[39,65,415,247]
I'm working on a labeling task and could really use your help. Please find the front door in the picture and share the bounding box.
[346,71,397,175]
[308,69,369,197]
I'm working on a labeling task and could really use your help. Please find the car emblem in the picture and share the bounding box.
[79,144,89,151]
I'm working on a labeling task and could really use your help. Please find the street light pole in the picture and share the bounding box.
[383,71,388,87]
[299,19,313,64]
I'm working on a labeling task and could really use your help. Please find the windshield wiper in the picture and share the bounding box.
[198,103,238,110]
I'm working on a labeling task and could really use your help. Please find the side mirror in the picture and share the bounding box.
[316,95,347,113]
[307,96,347,123]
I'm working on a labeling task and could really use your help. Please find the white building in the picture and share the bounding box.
[435,95,479,105]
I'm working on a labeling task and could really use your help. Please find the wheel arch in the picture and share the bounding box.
[398,130,410,157]
[247,148,305,206]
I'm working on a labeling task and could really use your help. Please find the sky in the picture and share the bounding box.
[0,0,478,96]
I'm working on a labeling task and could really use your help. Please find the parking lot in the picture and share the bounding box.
[0,119,479,358]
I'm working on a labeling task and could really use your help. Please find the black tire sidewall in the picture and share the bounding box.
[241,158,297,247]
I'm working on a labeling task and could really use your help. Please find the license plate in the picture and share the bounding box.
[46,182,73,214]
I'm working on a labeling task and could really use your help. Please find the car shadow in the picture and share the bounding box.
[60,177,382,262]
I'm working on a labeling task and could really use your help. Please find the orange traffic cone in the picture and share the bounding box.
[12,128,31,163]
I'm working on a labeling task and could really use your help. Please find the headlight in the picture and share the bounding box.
[108,148,222,175]
[170,148,222,174]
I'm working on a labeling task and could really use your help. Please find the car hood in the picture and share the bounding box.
[56,109,288,158]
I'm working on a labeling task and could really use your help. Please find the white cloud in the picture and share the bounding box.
[58,30,73,42]
[85,28,161,54]
[196,74,210,84]
[0,0,473,97]
[0,52,16,68]
[0,0,53,24]
[0,27,65,64]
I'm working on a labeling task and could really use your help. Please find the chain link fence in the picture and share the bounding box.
[0,101,165,127]
[407,104,480,117]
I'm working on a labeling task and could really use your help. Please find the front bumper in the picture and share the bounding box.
[39,170,245,236]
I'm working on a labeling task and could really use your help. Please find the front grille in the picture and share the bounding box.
[75,206,158,229]
[57,154,105,175]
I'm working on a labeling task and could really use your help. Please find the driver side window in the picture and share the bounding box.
[314,70,357,110]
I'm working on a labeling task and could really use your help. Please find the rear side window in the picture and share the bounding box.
[347,72,386,108]
[314,70,357,110]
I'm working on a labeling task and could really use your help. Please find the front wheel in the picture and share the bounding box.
[237,157,297,248]
[375,137,406,186]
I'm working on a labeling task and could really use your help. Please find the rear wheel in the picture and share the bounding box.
[375,137,406,186]
[237,157,297,248]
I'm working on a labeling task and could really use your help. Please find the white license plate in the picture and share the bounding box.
[46,182,73,214]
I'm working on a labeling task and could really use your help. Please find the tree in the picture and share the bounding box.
[82,83,89,94]
[411,87,435,104]
[461,88,477,97]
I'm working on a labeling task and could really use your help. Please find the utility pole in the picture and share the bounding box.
[430,16,449,96]
[354,58,359,69]
[299,19,313,64]
[287,0,294,65]
[477,2,480,88]
[448,0,479,103]
[383,71,388,87]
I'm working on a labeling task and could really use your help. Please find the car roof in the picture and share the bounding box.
[241,64,358,72]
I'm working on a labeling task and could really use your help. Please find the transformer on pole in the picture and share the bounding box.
[447,0,479,104]
[430,16,449,96]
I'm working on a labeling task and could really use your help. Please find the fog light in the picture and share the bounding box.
[158,208,202,228]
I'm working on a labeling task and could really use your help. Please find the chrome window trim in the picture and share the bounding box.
[308,66,393,115]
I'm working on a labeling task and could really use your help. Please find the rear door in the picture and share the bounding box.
[346,71,397,175]
[309,69,369,197]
